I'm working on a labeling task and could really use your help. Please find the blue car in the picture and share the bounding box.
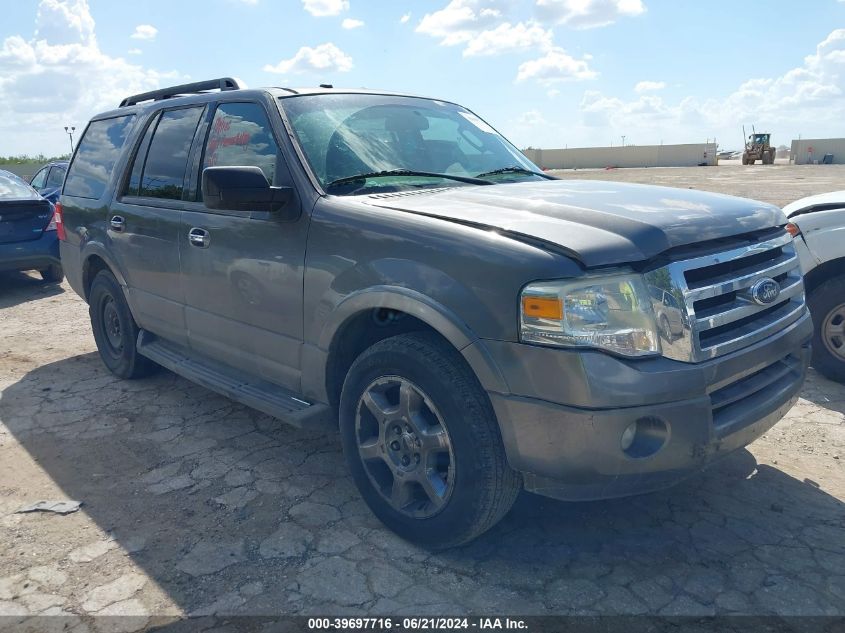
[29,160,68,204]
[0,169,63,282]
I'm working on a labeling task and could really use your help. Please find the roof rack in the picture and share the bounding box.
[119,77,244,108]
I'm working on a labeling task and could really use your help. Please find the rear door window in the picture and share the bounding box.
[138,107,204,200]
[64,115,135,199]
[46,165,66,188]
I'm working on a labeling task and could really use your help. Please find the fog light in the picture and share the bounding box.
[620,417,669,459]
[620,423,637,451]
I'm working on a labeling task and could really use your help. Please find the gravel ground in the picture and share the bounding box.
[0,163,844,630]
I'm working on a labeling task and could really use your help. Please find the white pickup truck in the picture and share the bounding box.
[784,191,845,382]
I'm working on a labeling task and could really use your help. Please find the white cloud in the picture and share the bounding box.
[342,18,364,29]
[463,22,553,57]
[416,0,505,46]
[302,0,348,17]
[536,0,646,29]
[417,1,557,62]
[0,0,181,155]
[127,48,142,55]
[130,24,157,40]
[578,29,845,145]
[263,42,353,74]
[634,80,665,93]
[517,47,597,85]
[517,109,547,126]
[400,13,411,24]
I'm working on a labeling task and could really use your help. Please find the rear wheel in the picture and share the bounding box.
[40,263,63,283]
[89,270,159,379]
[809,276,845,383]
[339,332,520,548]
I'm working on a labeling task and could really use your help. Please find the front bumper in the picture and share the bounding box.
[0,232,60,273]
[480,311,813,501]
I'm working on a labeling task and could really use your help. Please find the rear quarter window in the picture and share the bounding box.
[64,115,135,199]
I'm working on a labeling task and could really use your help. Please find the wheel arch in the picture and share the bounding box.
[308,287,508,411]
[81,245,127,301]
[804,256,845,296]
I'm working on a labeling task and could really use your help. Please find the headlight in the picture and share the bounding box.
[520,273,661,357]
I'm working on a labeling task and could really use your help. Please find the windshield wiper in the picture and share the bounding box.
[474,166,554,179]
[325,169,492,191]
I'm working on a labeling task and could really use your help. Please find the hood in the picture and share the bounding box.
[361,180,786,267]
[782,190,845,218]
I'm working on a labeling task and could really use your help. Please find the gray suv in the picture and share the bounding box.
[58,78,812,547]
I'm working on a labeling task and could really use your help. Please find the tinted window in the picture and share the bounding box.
[64,115,135,199]
[46,165,66,188]
[139,107,203,200]
[30,168,48,189]
[124,114,159,197]
[0,172,40,200]
[201,102,279,197]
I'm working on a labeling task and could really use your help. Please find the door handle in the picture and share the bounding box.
[188,227,210,248]
[109,215,125,232]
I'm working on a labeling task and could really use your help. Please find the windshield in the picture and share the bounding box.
[279,94,543,193]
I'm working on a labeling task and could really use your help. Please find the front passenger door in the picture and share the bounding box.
[180,101,309,392]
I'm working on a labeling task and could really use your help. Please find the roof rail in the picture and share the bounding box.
[119,77,244,108]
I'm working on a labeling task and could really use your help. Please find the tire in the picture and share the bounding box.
[809,277,845,383]
[339,332,520,548]
[89,270,159,379]
[40,263,64,283]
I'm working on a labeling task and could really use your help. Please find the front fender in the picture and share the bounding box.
[301,286,510,403]
[317,286,475,352]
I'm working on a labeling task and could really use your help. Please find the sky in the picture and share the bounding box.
[1,0,844,156]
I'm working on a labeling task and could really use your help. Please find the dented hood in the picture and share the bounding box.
[362,179,785,267]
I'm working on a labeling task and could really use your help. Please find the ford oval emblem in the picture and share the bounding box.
[750,278,781,305]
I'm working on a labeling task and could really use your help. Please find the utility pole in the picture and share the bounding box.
[64,126,76,154]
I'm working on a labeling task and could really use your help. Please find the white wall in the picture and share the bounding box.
[790,138,845,164]
[523,143,718,169]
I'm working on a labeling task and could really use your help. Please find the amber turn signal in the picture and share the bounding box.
[786,222,801,237]
[522,296,563,320]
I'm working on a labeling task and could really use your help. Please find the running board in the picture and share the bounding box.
[137,331,334,430]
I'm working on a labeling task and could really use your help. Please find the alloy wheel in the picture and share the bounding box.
[354,376,455,518]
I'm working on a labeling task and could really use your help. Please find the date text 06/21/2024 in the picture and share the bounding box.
[306,617,529,630]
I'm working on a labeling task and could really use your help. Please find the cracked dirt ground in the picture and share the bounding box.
[1,166,844,630]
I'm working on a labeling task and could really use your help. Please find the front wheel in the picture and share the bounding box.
[339,332,520,548]
[89,270,159,379]
[809,277,845,383]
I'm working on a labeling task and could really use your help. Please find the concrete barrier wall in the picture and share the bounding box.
[523,143,718,169]
[790,138,845,164]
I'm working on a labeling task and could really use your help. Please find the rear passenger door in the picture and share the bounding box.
[108,105,205,346]
[179,100,308,392]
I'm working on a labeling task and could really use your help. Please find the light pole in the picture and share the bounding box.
[621,135,626,147]
[64,126,76,154]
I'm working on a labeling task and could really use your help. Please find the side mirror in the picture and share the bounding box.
[202,166,298,220]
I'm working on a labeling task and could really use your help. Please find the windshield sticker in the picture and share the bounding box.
[458,111,496,134]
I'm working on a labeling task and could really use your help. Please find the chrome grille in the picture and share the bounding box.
[646,231,806,363]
